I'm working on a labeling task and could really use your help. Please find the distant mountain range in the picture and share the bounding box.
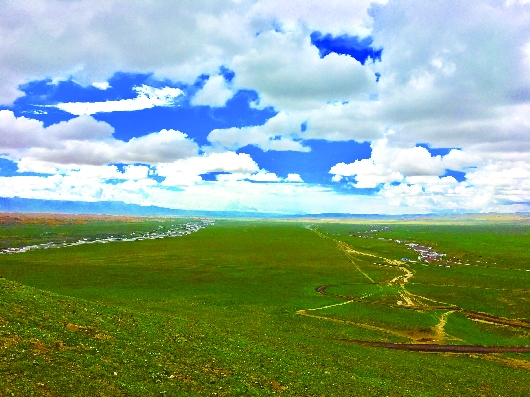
[1,197,526,219]
[0,197,278,218]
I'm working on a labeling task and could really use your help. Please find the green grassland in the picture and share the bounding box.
[0,217,529,396]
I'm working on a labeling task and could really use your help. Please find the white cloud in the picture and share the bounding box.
[157,151,259,176]
[148,180,420,214]
[16,128,198,170]
[368,0,530,148]
[232,29,376,111]
[0,111,115,152]
[285,173,303,183]
[191,75,233,107]
[121,129,198,164]
[302,101,384,142]
[208,112,310,151]
[215,171,304,183]
[329,138,474,188]
[267,138,309,152]
[156,152,260,186]
[330,159,403,188]
[64,164,150,180]
[0,110,49,149]
[153,152,304,187]
[46,115,115,141]
[208,101,385,150]
[334,156,530,214]
[390,146,445,176]
[248,171,281,182]
[92,81,110,90]
[55,85,183,115]
[506,0,530,6]
[0,111,199,169]
[376,165,530,213]
[249,0,388,37]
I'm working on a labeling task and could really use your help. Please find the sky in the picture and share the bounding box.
[1,0,530,215]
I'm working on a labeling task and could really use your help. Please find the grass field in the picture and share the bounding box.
[0,214,529,396]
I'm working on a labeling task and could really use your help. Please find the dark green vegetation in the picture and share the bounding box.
[0,216,529,396]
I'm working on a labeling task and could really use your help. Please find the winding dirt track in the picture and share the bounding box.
[314,284,530,353]
[302,226,530,354]
[332,339,530,353]
[316,284,530,330]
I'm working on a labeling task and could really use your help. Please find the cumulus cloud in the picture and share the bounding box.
[46,115,115,141]
[92,81,110,90]
[248,171,282,182]
[121,129,199,164]
[155,153,305,187]
[0,110,50,149]
[0,111,199,170]
[232,29,376,110]
[377,165,530,213]
[0,174,158,204]
[302,101,384,142]
[208,112,310,151]
[0,110,114,150]
[329,138,475,188]
[285,173,304,183]
[63,164,150,180]
[214,171,303,184]
[191,75,233,107]
[233,1,530,160]
[368,1,530,146]
[16,130,199,170]
[249,0,388,37]
[465,161,530,204]
[330,159,403,188]
[55,85,183,115]
[156,152,260,186]
[330,137,530,213]
[157,152,259,176]
[208,100,385,150]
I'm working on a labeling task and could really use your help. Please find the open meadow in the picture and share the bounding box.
[0,213,529,396]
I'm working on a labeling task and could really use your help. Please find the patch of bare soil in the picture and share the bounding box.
[63,323,115,340]
[480,354,530,371]
[31,338,50,356]
[0,333,21,349]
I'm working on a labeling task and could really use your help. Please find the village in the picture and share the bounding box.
[350,227,456,266]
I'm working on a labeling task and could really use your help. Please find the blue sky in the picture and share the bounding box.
[1,0,530,214]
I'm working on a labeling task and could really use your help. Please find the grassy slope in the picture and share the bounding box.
[0,220,529,396]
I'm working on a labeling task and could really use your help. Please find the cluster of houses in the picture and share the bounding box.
[405,243,447,263]
[0,219,214,255]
